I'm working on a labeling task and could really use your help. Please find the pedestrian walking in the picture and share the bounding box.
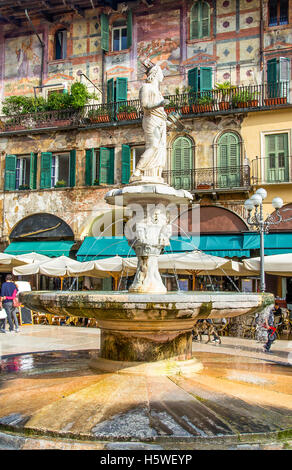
[1,274,20,333]
[263,306,276,353]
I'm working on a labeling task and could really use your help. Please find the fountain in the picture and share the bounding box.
[11,61,287,447]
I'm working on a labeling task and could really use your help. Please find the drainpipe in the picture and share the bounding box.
[259,0,264,75]
[25,9,45,88]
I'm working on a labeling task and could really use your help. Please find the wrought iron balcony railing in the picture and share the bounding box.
[162,165,251,192]
[0,82,290,133]
[251,155,292,185]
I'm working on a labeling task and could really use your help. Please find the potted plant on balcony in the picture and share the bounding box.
[54,180,67,188]
[88,107,111,123]
[197,95,214,112]
[164,99,177,114]
[18,184,30,190]
[264,96,287,106]
[180,86,192,114]
[215,81,236,110]
[231,90,259,109]
[116,104,138,121]
[197,181,212,189]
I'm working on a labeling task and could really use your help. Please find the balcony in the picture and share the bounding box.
[0,82,290,135]
[251,156,292,185]
[162,165,251,193]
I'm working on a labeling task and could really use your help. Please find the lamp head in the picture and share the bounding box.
[255,188,267,200]
[244,199,254,212]
[250,193,262,207]
[272,197,283,209]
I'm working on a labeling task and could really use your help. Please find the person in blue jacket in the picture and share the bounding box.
[1,274,19,333]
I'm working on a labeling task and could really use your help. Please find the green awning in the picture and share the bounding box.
[243,232,292,254]
[4,240,74,257]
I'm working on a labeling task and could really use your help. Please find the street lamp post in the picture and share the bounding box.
[244,188,292,292]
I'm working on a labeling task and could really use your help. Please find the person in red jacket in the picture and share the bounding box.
[1,274,19,333]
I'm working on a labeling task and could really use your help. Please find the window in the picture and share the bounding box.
[217,132,241,188]
[101,11,132,52]
[4,153,37,191]
[40,151,76,189]
[112,21,127,51]
[131,146,145,172]
[269,0,289,26]
[188,67,212,93]
[190,0,210,40]
[15,156,31,189]
[55,29,67,60]
[171,137,193,190]
[265,133,289,182]
[85,148,114,185]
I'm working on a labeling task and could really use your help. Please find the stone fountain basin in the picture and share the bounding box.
[20,290,273,324]
[20,291,273,363]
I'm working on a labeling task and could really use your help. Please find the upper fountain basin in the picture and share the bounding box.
[105,184,193,207]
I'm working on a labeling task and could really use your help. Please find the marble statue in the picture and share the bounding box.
[130,60,171,184]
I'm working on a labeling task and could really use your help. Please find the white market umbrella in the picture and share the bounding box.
[13,255,84,277]
[15,252,51,264]
[0,253,28,272]
[243,253,292,277]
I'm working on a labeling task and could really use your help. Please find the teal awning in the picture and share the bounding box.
[77,235,249,261]
[76,233,292,261]
[4,240,74,257]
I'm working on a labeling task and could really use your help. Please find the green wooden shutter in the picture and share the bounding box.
[218,133,240,187]
[109,147,115,184]
[172,137,192,190]
[85,148,94,186]
[101,13,109,52]
[29,152,37,190]
[188,67,198,93]
[200,67,212,92]
[265,133,289,182]
[107,78,114,103]
[127,10,132,49]
[69,149,76,187]
[116,77,128,102]
[279,57,290,99]
[121,144,131,184]
[201,1,210,37]
[4,154,16,191]
[99,147,114,184]
[190,2,199,39]
[40,152,52,189]
[267,58,278,98]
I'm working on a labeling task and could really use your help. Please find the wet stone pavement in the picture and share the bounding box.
[0,325,291,450]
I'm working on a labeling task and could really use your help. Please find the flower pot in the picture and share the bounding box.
[192,104,200,113]
[181,105,190,114]
[197,184,211,189]
[117,112,138,121]
[89,115,110,123]
[248,100,258,107]
[219,101,230,110]
[264,97,287,106]
[199,104,213,112]
[235,102,249,108]
[165,107,176,114]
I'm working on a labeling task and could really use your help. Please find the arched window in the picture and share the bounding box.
[217,132,241,188]
[190,1,210,40]
[55,29,67,60]
[172,136,193,190]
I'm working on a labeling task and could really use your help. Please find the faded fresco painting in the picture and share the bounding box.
[4,34,42,95]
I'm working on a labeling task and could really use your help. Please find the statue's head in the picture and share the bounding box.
[141,59,163,84]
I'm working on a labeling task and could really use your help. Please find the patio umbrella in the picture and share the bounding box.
[15,252,51,263]
[0,253,28,272]
[243,253,292,276]
[12,255,84,278]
